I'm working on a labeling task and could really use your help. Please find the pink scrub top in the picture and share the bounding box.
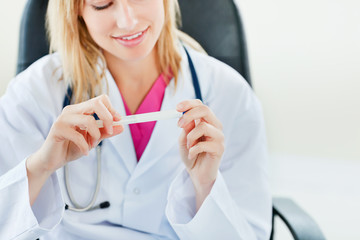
[122,74,167,161]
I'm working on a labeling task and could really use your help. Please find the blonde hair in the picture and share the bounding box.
[47,0,198,103]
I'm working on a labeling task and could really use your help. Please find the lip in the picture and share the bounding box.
[113,27,149,48]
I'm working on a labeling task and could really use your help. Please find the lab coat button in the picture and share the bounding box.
[133,188,141,195]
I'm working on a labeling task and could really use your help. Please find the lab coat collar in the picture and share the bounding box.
[132,46,196,178]
[102,46,195,178]
[103,73,137,174]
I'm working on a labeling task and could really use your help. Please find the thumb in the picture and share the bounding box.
[98,125,124,143]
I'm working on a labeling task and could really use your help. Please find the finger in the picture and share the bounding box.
[186,122,224,148]
[179,119,195,148]
[176,99,203,112]
[59,114,101,145]
[182,119,196,135]
[98,124,124,143]
[178,129,192,166]
[97,95,122,121]
[177,102,222,129]
[179,129,188,148]
[78,128,98,149]
[82,129,96,148]
[188,141,224,161]
[179,106,222,129]
[64,95,121,135]
[67,95,120,119]
[92,99,114,135]
[52,122,90,155]
[179,121,195,148]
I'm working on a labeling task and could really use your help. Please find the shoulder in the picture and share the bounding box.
[2,53,66,120]
[182,46,264,133]
[184,47,256,109]
[5,53,66,102]
[184,47,250,100]
[11,53,64,94]
[0,54,66,162]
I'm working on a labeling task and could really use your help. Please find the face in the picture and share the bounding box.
[82,0,165,63]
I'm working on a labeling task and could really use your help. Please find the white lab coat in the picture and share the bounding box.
[0,46,272,240]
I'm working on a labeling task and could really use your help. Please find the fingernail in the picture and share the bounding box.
[109,128,113,135]
[177,103,184,110]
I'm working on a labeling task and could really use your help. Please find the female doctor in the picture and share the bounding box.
[0,0,271,239]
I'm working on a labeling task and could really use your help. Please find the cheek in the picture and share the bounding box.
[82,13,113,41]
[88,20,110,38]
[149,1,165,33]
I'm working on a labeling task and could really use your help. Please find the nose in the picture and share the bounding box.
[115,1,138,32]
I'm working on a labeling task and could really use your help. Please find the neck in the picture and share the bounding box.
[104,48,161,114]
[104,48,160,88]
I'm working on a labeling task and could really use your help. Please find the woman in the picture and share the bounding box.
[0,0,271,239]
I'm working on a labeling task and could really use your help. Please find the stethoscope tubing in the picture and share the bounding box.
[63,46,202,212]
[64,146,102,212]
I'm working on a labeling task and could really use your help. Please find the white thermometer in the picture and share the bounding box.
[96,109,183,128]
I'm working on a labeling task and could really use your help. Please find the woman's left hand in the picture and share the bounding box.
[177,100,225,211]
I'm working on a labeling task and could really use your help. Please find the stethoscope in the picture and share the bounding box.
[63,47,203,212]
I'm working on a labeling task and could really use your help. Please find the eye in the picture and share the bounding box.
[92,2,113,11]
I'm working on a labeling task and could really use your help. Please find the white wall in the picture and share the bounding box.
[235,0,360,161]
[233,1,360,239]
[0,0,27,92]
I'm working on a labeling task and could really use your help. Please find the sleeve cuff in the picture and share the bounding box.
[0,158,64,240]
[30,159,65,231]
[165,169,257,240]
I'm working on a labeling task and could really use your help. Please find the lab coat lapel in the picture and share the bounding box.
[102,46,196,177]
[132,53,196,179]
[104,71,137,174]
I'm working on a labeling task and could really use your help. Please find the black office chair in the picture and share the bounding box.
[16,1,326,239]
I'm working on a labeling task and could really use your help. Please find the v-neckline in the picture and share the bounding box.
[121,74,166,116]
[120,74,167,161]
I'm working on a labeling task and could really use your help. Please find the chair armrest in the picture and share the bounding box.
[272,197,326,240]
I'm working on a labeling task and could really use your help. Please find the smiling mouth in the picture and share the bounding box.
[115,27,149,41]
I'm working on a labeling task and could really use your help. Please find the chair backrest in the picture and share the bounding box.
[178,0,251,85]
[16,0,251,85]
[16,0,49,75]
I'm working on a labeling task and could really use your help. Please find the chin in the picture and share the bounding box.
[118,52,149,63]
[119,45,155,63]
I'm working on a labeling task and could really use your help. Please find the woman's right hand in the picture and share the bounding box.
[26,95,123,204]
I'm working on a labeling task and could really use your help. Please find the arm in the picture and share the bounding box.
[25,94,123,205]
[0,82,123,239]
[166,84,272,239]
[0,87,64,239]
[176,99,224,212]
